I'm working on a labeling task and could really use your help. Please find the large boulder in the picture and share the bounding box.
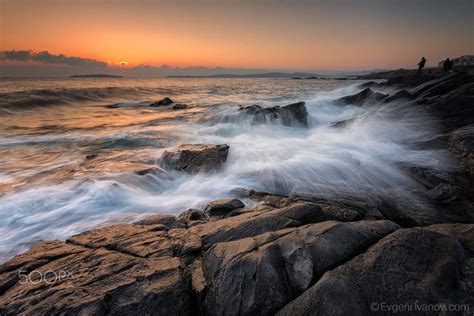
[202,220,399,316]
[240,102,308,127]
[277,224,474,316]
[336,88,388,106]
[160,144,229,173]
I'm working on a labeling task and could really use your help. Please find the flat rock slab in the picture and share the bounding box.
[0,241,188,315]
[160,144,230,173]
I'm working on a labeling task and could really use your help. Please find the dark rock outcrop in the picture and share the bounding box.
[160,144,229,173]
[240,102,308,127]
[150,97,174,107]
[336,88,388,106]
[277,224,474,316]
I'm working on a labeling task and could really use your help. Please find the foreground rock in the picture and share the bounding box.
[278,224,474,316]
[1,188,473,315]
[0,240,188,315]
[239,101,308,127]
[203,220,399,315]
[160,144,229,173]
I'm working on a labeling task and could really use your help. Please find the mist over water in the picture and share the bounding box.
[0,78,453,262]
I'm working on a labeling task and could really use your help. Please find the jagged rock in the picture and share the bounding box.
[159,144,229,173]
[384,89,412,102]
[336,88,388,106]
[240,102,308,127]
[203,220,399,316]
[203,199,245,217]
[150,97,174,107]
[277,224,474,316]
[173,103,188,110]
[0,240,188,315]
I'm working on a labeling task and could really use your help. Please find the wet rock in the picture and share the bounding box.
[240,102,308,127]
[448,124,474,178]
[178,208,204,222]
[336,88,388,106]
[203,198,245,217]
[134,167,161,176]
[0,240,189,315]
[329,118,355,128]
[159,144,229,173]
[384,89,412,102]
[150,97,174,107]
[203,220,399,316]
[278,224,474,316]
[173,103,188,110]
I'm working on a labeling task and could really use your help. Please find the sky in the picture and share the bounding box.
[0,0,473,76]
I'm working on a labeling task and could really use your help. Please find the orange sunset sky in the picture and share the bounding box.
[0,0,473,76]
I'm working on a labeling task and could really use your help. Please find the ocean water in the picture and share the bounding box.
[0,77,452,262]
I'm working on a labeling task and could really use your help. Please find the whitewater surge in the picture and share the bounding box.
[0,78,454,262]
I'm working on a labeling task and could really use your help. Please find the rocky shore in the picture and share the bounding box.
[1,70,473,315]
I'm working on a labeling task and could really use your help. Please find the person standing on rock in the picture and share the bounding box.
[417,57,427,74]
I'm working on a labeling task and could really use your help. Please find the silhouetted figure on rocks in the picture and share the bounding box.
[418,57,427,74]
[443,58,453,72]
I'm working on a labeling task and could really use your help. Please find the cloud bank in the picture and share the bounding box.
[0,50,271,77]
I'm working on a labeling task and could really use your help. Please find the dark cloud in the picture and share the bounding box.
[1,50,33,61]
[0,50,107,68]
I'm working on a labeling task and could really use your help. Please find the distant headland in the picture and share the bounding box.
[69,74,123,78]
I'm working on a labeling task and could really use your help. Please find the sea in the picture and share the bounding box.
[0,77,453,262]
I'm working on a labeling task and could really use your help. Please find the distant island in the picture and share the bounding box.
[167,72,318,78]
[69,74,123,78]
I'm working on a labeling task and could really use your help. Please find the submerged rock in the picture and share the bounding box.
[172,103,188,110]
[159,144,230,173]
[150,97,174,107]
[336,88,388,106]
[240,101,308,127]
